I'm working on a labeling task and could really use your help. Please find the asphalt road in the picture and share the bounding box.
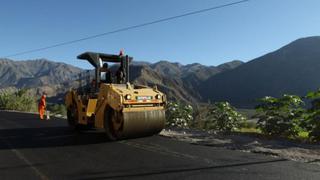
[0,111,319,180]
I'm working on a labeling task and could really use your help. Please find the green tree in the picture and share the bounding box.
[203,102,246,133]
[165,101,193,128]
[255,94,304,137]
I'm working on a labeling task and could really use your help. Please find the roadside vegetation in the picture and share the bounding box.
[201,102,246,133]
[255,94,305,138]
[46,104,67,117]
[0,88,66,116]
[0,89,37,112]
[166,89,320,142]
[165,101,193,128]
[166,101,247,133]
[304,89,320,142]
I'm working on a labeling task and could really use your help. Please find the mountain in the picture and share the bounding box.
[3,36,320,107]
[0,59,82,96]
[200,36,320,107]
[0,58,243,104]
[131,60,243,103]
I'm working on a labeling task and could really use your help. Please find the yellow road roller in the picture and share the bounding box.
[65,52,166,140]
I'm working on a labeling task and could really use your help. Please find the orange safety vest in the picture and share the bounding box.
[38,95,46,120]
[38,95,46,109]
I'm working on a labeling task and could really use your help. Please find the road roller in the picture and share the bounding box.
[65,52,166,140]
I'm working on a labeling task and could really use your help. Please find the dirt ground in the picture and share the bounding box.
[160,128,320,166]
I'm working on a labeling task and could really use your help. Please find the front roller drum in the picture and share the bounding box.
[122,110,165,138]
[106,109,165,140]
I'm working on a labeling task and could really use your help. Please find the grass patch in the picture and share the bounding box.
[238,128,308,138]
[238,127,262,134]
[298,131,309,139]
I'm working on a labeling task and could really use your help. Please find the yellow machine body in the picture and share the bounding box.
[65,51,166,140]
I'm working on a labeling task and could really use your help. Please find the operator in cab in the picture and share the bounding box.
[116,64,124,84]
[100,62,112,83]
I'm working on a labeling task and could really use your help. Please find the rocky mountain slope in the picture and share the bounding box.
[3,36,319,107]
[0,59,82,96]
[0,58,242,103]
[201,36,320,107]
[130,60,243,103]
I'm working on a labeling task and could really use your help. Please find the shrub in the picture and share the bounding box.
[255,95,304,137]
[202,102,246,133]
[47,104,67,116]
[165,101,193,128]
[304,90,320,142]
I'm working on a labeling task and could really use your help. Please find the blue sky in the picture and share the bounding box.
[0,0,319,69]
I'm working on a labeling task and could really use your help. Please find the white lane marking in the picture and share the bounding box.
[0,137,50,180]
[0,114,50,180]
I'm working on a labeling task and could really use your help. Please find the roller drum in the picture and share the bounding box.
[121,110,165,138]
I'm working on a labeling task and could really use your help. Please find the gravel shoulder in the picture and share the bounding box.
[160,128,320,166]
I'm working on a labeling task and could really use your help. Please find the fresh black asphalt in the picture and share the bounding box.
[0,111,319,180]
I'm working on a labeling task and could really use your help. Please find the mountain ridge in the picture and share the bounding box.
[0,57,243,103]
[3,36,320,107]
[201,36,320,107]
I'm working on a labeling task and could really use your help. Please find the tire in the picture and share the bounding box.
[67,106,76,128]
[104,108,123,140]
[67,105,83,131]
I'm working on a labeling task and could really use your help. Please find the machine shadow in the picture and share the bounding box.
[0,126,110,150]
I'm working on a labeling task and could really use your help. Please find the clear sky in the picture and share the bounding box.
[0,0,319,69]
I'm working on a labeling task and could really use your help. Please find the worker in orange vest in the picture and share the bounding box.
[38,92,47,120]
